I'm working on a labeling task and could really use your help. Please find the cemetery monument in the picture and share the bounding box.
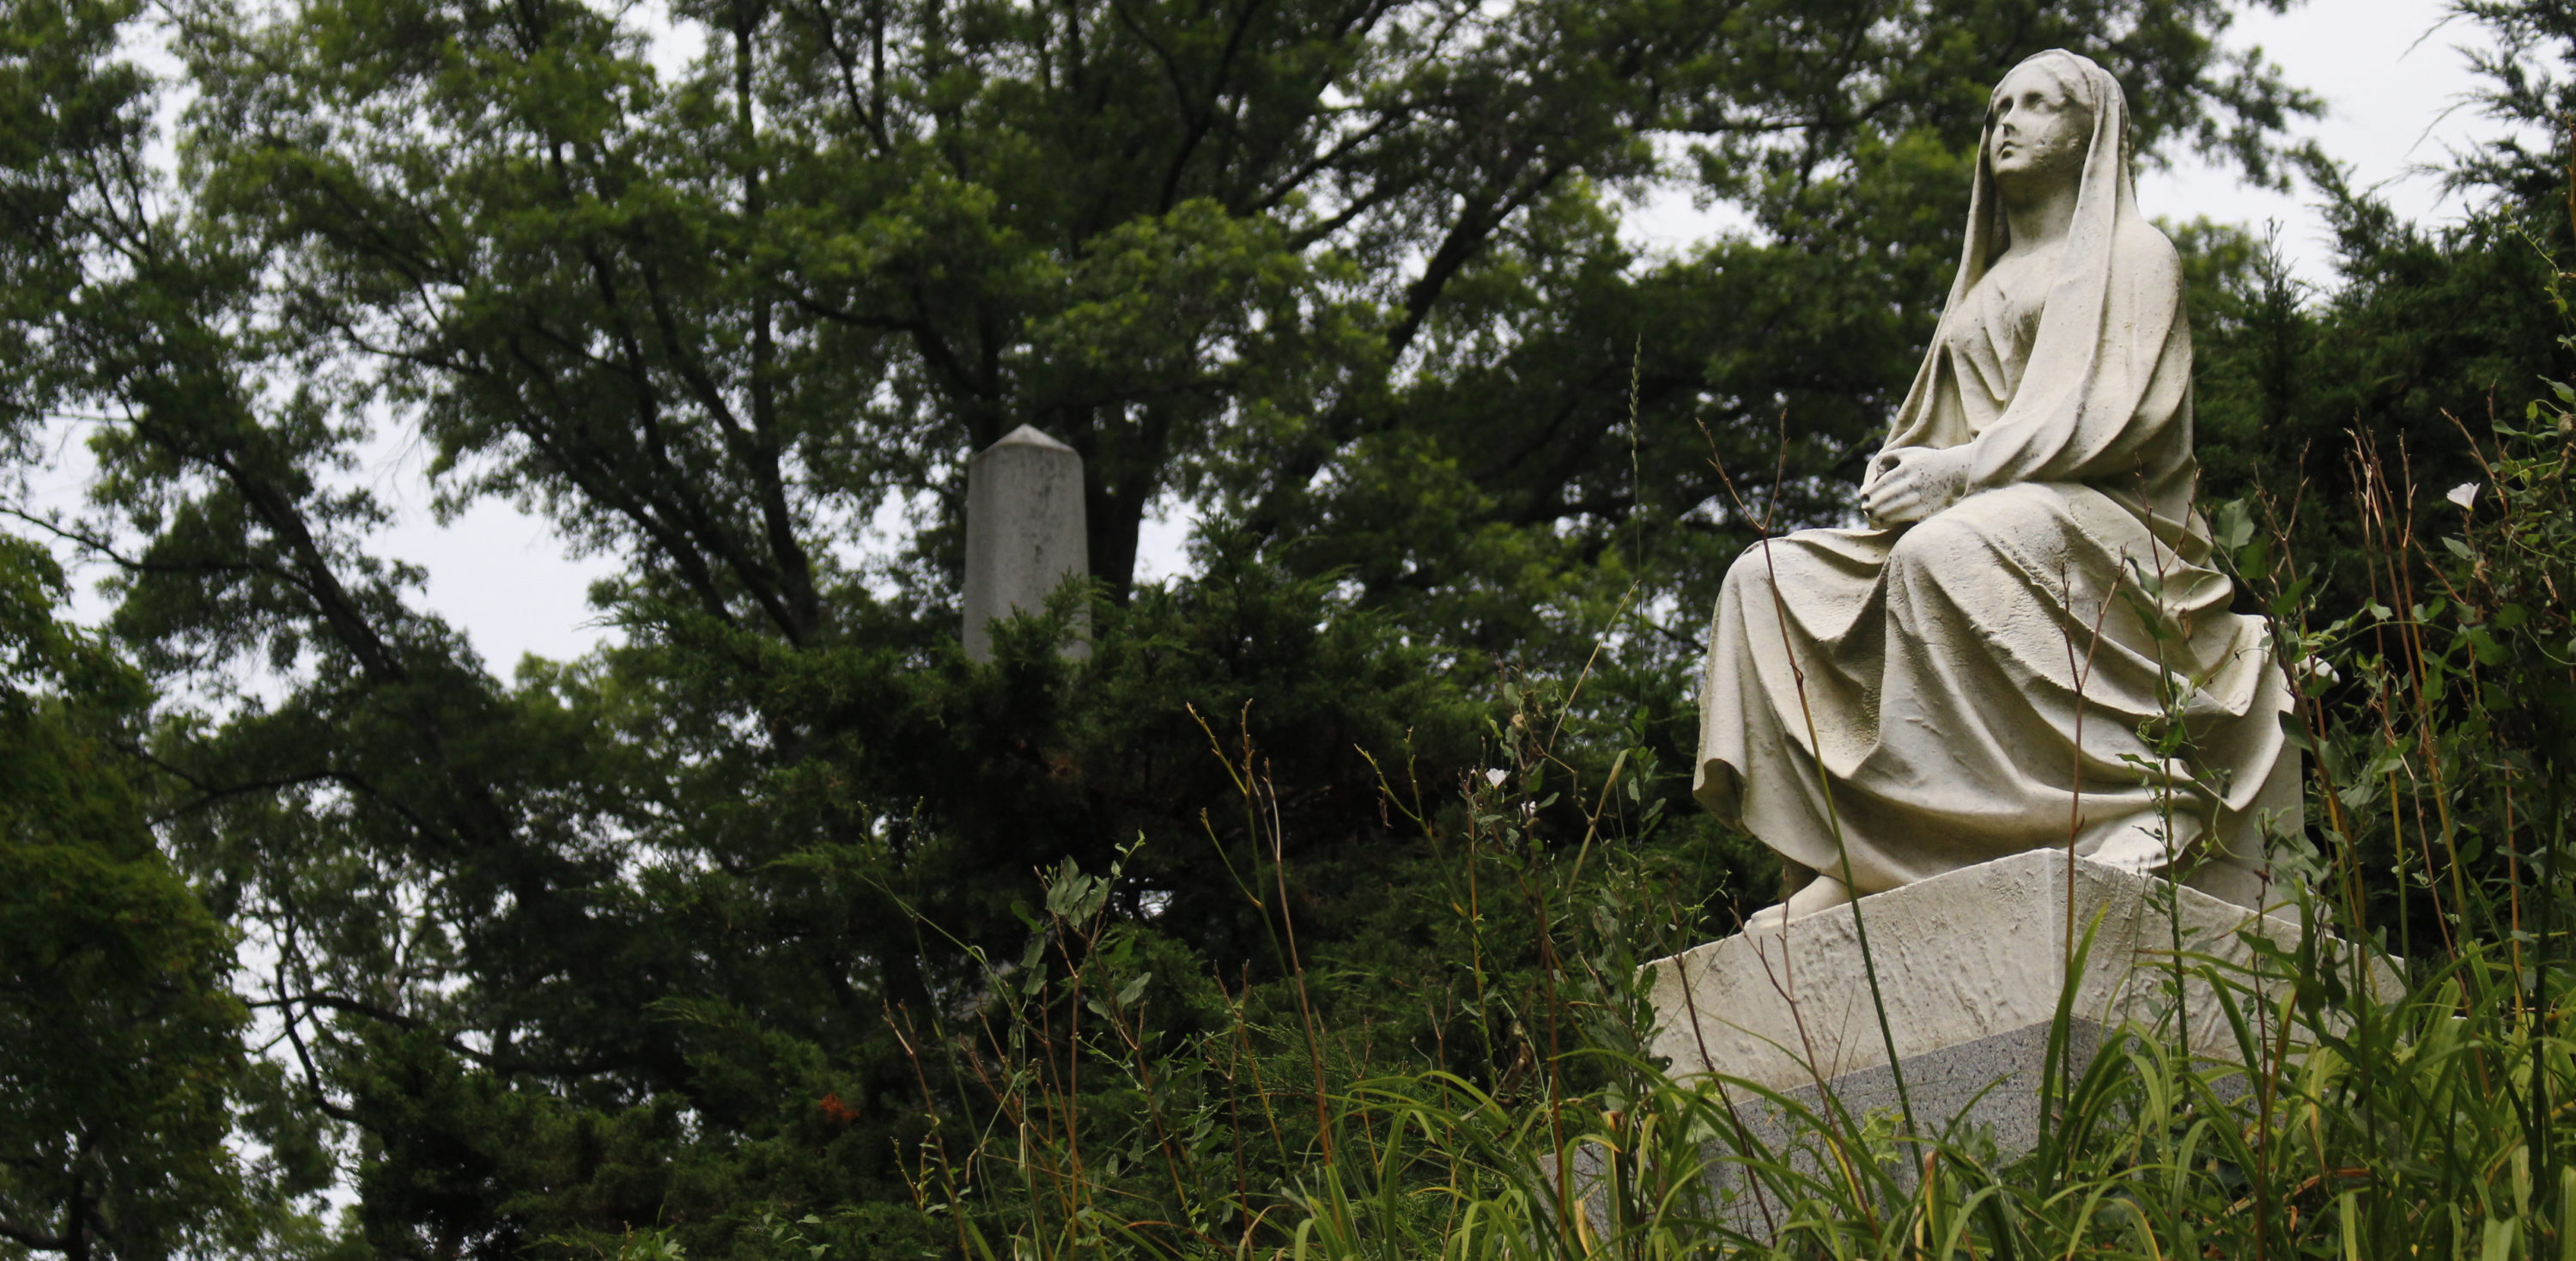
[1654,49,2330,1141]
[963,424,1091,661]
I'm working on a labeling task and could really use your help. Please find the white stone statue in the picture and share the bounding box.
[1693,50,2300,929]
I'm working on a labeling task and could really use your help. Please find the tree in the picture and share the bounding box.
[2186,0,2576,607]
[0,4,341,1253]
[0,527,340,1259]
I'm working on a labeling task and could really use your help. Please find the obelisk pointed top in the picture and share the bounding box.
[982,424,1073,454]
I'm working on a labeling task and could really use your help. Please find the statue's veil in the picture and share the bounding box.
[1879,47,2189,521]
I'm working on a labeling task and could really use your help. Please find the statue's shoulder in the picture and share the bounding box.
[2116,219,2184,290]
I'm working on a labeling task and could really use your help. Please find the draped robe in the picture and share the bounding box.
[1692,52,2299,908]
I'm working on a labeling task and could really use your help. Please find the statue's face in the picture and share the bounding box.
[1988,63,2090,190]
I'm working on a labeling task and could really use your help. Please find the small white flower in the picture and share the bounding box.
[1485,768,1508,788]
[2446,482,2481,510]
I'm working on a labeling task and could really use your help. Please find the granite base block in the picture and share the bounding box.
[1552,1018,2109,1238]
[1643,849,2379,1093]
[1546,850,2390,1240]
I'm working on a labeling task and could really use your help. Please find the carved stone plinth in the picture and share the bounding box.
[1644,849,2349,1098]
[1546,852,2384,1237]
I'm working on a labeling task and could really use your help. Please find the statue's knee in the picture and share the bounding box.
[1886,515,1977,577]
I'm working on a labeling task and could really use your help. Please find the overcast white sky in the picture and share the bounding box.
[2137,0,2504,275]
[26,0,2512,675]
[1626,0,2503,270]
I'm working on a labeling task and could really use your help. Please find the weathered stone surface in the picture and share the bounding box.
[1552,1019,2111,1237]
[963,425,1089,661]
[1540,852,2390,1238]
[1756,1017,2106,1156]
[1645,849,2362,1094]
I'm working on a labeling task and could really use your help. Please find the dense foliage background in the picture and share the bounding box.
[5,0,2576,1256]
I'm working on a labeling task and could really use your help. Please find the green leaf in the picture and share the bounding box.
[2480,1215,2514,1261]
[2213,497,2256,552]
[2466,626,2511,667]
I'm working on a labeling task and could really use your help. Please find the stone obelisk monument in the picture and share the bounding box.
[962,425,1090,661]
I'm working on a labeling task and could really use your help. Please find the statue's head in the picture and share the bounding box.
[1986,51,2099,203]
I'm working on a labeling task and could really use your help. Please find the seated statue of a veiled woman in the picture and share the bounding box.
[1694,49,2300,930]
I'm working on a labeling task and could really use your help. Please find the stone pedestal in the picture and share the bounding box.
[1546,850,2391,1232]
[1550,1018,2109,1237]
[963,425,1090,661]
[1645,849,2348,1100]
[1544,852,2385,1235]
